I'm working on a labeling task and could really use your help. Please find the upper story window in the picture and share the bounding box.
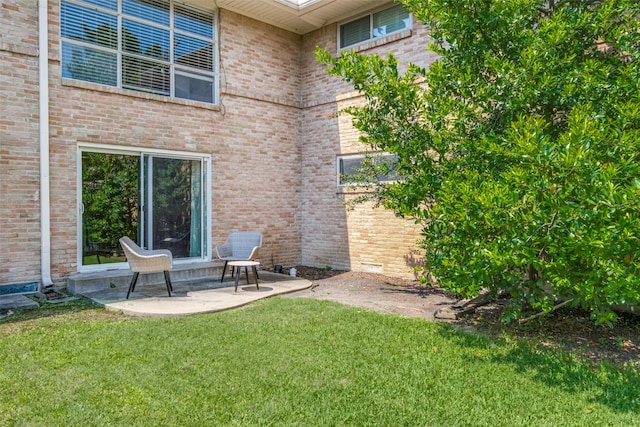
[339,4,410,49]
[61,0,217,104]
[338,153,398,187]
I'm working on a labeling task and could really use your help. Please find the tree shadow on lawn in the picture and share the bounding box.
[437,324,640,414]
[0,298,122,333]
[457,302,640,364]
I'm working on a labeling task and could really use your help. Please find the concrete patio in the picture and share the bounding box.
[81,271,312,317]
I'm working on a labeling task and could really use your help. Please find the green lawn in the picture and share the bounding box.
[1,298,638,426]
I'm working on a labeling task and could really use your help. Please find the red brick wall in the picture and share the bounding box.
[0,0,41,285]
[215,10,303,268]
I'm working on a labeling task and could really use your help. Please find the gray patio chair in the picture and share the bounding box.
[215,231,262,282]
[119,236,173,299]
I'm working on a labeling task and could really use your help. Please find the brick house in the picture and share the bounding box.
[0,0,438,293]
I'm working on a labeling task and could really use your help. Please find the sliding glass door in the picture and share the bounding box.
[145,156,204,258]
[80,149,208,268]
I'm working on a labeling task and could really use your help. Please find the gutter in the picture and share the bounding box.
[39,0,53,290]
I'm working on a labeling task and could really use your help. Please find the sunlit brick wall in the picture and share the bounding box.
[3,0,440,287]
[0,0,42,285]
[43,6,303,282]
[299,19,439,278]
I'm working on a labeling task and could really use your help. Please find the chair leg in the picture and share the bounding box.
[234,266,241,292]
[126,272,139,299]
[252,265,259,290]
[164,271,173,297]
[220,261,228,282]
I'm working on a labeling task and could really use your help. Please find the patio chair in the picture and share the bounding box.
[119,236,173,299]
[215,231,262,282]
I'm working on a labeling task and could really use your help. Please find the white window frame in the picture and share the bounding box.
[60,0,219,105]
[76,142,212,272]
[337,152,398,187]
[338,4,412,50]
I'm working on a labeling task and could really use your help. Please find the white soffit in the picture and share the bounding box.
[199,0,392,34]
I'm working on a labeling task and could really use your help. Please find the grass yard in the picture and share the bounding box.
[1,297,639,426]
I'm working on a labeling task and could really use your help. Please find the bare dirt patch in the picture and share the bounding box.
[289,267,456,319]
[289,266,640,366]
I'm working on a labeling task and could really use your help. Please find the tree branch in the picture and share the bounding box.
[518,298,574,324]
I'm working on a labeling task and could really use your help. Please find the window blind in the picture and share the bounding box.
[340,16,370,49]
[123,0,170,26]
[340,5,410,49]
[373,5,409,36]
[61,0,216,103]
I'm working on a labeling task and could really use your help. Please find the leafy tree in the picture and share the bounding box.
[82,153,139,255]
[318,0,640,324]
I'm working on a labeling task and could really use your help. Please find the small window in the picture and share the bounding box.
[337,153,398,186]
[339,5,410,49]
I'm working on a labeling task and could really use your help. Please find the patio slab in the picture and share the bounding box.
[82,271,311,318]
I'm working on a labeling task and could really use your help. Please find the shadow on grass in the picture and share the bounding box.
[0,297,117,328]
[437,324,640,414]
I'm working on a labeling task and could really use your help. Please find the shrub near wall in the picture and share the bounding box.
[300,21,436,278]
[319,0,640,324]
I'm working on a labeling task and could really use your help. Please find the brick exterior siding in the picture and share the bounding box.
[1,0,41,285]
[300,20,439,277]
[1,1,438,288]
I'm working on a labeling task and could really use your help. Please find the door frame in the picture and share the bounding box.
[76,142,212,272]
